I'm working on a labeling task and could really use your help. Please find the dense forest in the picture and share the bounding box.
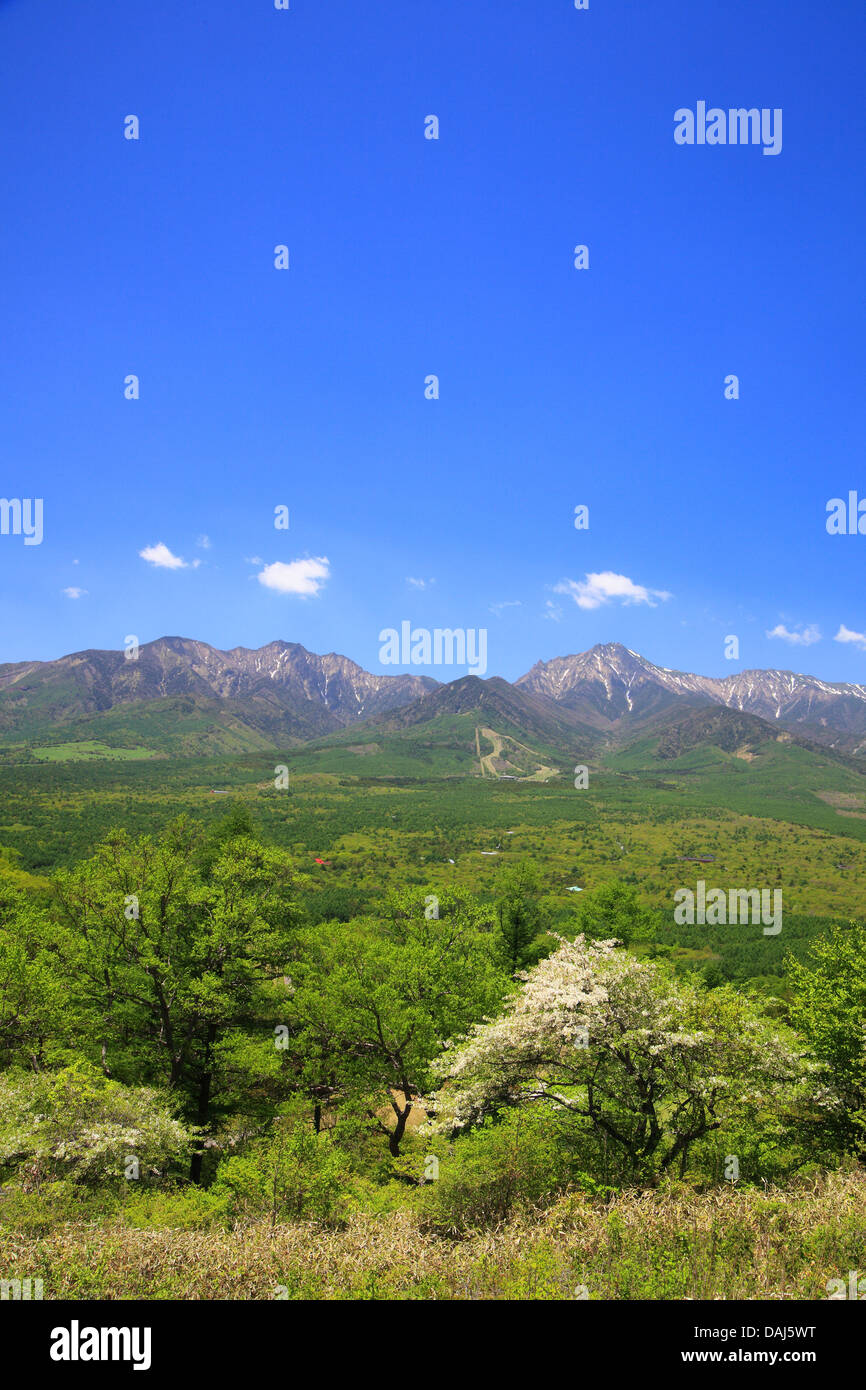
[1,803,864,1300]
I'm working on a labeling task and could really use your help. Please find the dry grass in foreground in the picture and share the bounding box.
[1,1170,863,1301]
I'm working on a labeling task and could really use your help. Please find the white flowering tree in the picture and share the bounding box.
[427,936,811,1180]
[0,1063,193,1189]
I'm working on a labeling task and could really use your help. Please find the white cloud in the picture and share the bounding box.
[62,587,87,599]
[766,623,821,646]
[257,556,330,597]
[543,600,563,622]
[406,577,434,589]
[244,555,263,566]
[490,600,521,616]
[196,534,211,550]
[553,571,671,611]
[139,542,192,570]
[834,624,866,651]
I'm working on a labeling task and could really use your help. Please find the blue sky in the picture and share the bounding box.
[1,0,865,683]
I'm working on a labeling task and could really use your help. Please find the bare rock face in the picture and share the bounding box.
[516,642,866,743]
[0,636,438,740]
[2,635,866,751]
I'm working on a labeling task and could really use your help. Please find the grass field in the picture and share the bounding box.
[2,1170,862,1301]
[30,741,158,762]
[2,740,866,922]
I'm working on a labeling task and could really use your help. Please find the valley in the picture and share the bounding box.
[3,633,866,1305]
[3,638,866,932]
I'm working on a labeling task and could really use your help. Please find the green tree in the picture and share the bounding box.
[52,819,301,1181]
[572,880,656,947]
[495,860,549,972]
[788,919,866,1157]
[286,890,507,1157]
[0,884,71,1071]
[198,802,259,878]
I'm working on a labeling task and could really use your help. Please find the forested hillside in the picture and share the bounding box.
[1,795,864,1301]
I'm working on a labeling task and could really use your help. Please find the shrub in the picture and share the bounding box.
[0,1063,192,1189]
[211,1114,352,1226]
[120,1186,232,1230]
[420,1108,570,1234]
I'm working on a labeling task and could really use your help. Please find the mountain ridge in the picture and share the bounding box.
[516,642,866,749]
[0,637,438,748]
[2,636,866,755]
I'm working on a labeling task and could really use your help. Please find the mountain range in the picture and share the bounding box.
[2,637,866,759]
[517,645,866,743]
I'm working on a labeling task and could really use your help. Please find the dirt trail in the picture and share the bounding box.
[476,725,504,777]
[475,725,559,781]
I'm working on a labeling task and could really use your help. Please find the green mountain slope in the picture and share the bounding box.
[287,676,602,779]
